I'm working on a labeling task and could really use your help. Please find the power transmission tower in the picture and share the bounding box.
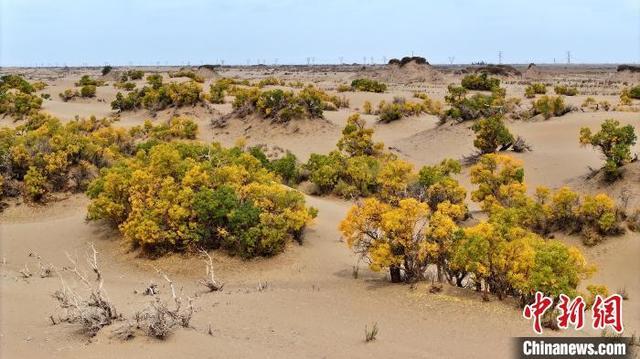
[448,56,455,64]
[339,56,344,64]
[566,51,571,64]
[498,51,503,64]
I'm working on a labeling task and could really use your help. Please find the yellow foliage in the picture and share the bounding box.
[470,154,525,208]
[377,159,415,203]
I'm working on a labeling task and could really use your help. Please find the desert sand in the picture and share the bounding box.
[1,63,639,358]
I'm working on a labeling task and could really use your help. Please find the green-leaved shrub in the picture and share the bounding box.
[461,73,500,91]
[86,142,315,257]
[579,119,637,181]
[350,78,387,93]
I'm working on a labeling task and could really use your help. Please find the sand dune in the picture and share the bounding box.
[1,64,639,358]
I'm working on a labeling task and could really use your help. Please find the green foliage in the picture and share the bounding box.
[0,75,43,119]
[1,75,35,94]
[256,77,284,88]
[23,166,48,201]
[554,85,578,96]
[340,188,592,300]
[208,78,233,104]
[442,85,505,122]
[114,81,136,91]
[59,89,79,102]
[377,103,404,123]
[470,155,624,246]
[231,86,335,122]
[0,113,137,202]
[76,75,104,87]
[461,73,500,91]
[337,114,384,157]
[524,83,546,98]
[628,85,640,99]
[86,142,314,257]
[305,114,396,199]
[350,78,387,93]
[111,80,203,112]
[146,74,163,89]
[169,70,204,83]
[579,119,637,180]
[0,91,43,119]
[126,70,145,80]
[418,159,461,188]
[450,220,593,300]
[268,152,300,186]
[101,66,113,76]
[470,154,525,209]
[376,97,441,123]
[418,159,467,213]
[471,115,515,154]
[132,116,199,141]
[111,91,141,111]
[531,95,570,119]
[80,85,97,98]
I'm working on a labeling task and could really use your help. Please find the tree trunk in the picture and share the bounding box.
[389,265,402,283]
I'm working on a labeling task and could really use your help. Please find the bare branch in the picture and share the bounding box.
[198,249,223,292]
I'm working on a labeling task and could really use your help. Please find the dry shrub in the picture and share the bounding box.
[52,244,121,337]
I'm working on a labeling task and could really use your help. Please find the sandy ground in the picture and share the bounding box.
[1,64,639,358]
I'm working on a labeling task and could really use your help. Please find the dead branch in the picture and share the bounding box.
[134,268,195,339]
[52,244,119,337]
[511,136,532,153]
[198,249,223,292]
[19,264,32,278]
[142,282,159,296]
[28,251,54,278]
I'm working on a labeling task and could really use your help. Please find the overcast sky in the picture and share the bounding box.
[1,0,639,66]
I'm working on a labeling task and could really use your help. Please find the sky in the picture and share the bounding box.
[1,0,639,66]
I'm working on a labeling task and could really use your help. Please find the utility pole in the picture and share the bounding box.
[498,51,503,64]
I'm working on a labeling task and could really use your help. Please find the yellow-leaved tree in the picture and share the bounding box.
[470,154,526,210]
